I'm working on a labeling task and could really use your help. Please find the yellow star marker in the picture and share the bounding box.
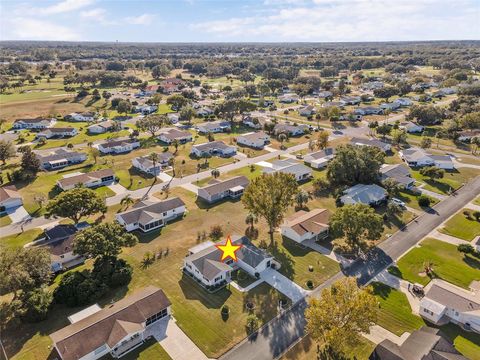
[215,235,243,262]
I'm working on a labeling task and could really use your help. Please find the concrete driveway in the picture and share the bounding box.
[260,268,308,303]
[146,317,211,360]
[6,206,31,223]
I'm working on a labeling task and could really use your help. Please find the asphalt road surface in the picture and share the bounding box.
[221,175,480,360]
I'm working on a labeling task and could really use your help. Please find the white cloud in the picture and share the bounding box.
[5,17,80,40]
[80,8,115,25]
[125,14,155,25]
[39,0,95,15]
[192,0,478,41]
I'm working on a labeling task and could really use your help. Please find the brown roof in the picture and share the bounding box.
[0,185,21,202]
[159,128,192,141]
[283,208,330,236]
[57,169,114,188]
[47,235,75,256]
[50,286,171,360]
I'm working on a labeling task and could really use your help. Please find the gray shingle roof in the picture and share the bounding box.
[199,176,249,197]
[117,197,185,225]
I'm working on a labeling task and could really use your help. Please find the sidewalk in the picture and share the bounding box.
[428,229,469,246]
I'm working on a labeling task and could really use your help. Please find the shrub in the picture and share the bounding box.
[20,288,53,323]
[463,210,472,219]
[458,244,474,254]
[474,211,480,222]
[306,280,314,289]
[209,225,224,240]
[221,304,230,315]
[418,195,431,208]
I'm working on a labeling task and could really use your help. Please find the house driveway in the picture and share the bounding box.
[107,183,128,196]
[260,268,308,303]
[180,182,199,195]
[146,317,211,360]
[6,206,31,223]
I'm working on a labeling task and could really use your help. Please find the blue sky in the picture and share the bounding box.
[0,0,478,42]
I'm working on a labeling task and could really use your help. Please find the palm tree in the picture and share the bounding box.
[120,195,134,210]
[168,158,176,178]
[278,133,287,149]
[245,213,258,230]
[172,139,180,154]
[295,190,309,210]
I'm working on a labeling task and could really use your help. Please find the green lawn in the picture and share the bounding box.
[1,228,44,248]
[270,236,340,290]
[101,338,172,360]
[0,213,12,226]
[395,238,480,289]
[439,209,480,241]
[281,334,375,360]
[475,197,480,206]
[93,186,116,199]
[371,282,425,336]
[411,168,479,195]
[396,189,438,211]
[440,323,480,360]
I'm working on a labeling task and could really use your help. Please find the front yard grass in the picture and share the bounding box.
[281,334,375,360]
[439,208,480,241]
[395,238,480,289]
[411,168,479,195]
[440,323,480,360]
[0,213,12,226]
[101,338,172,360]
[396,189,438,211]
[1,228,44,248]
[371,282,425,336]
[269,236,340,290]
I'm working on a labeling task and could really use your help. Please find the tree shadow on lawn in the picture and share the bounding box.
[267,238,297,280]
[282,334,314,360]
[178,274,232,309]
[133,228,163,244]
[194,196,242,210]
[242,284,290,324]
[463,254,480,270]
[370,281,393,300]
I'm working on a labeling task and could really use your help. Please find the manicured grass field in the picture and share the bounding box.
[101,338,172,360]
[0,213,12,226]
[270,236,340,290]
[281,334,375,360]
[1,228,44,248]
[439,208,480,241]
[411,168,479,195]
[371,282,425,336]
[395,238,480,288]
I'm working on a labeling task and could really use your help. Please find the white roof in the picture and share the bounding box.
[67,304,102,324]
[420,298,447,314]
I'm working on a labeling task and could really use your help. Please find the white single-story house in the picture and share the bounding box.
[273,123,309,137]
[299,105,316,117]
[190,141,236,158]
[242,115,271,129]
[419,279,480,333]
[278,94,299,103]
[380,102,401,111]
[304,148,335,169]
[97,139,140,154]
[196,121,231,134]
[394,98,413,107]
[116,197,185,232]
[87,120,116,134]
[354,107,384,116]
[458,130,480,142]
[131,152,173,176]
[196,107,214,117]
[380,164,415,189]
[13,118,56,130]
[50,286,171,360]
[167,113,179,123]
[183,235,277,288]
[398,121,424,133]
[157,128,192,144]
[197,176,249,203]
[0,185,23,213]
[281,208,330,243]
[43,224,85,272]
[351,137,391,152]
[340,184,387,206]
[67,112,96,122]
[36,127,77,139]
[134,105,157,115]
[57,169,115,191]
[318,91,333,99]
[236,131,270,149]
[36,149,87,170]
[340,96,361,105]
[263,159,312,182]
[399,148,454,169]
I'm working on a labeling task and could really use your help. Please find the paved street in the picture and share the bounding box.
[221,175,480,360]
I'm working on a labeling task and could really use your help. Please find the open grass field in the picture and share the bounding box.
[411,167,479,195]
[394,238,480,289]
[281,334,375,360]
[270,236,340,290]
[439,208,480,241]
[371,282,425,336]
[1,228,44,248]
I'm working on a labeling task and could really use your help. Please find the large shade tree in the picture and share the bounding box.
[242,173,298,245]
[305,277,378,355]
[45,187,107,224]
